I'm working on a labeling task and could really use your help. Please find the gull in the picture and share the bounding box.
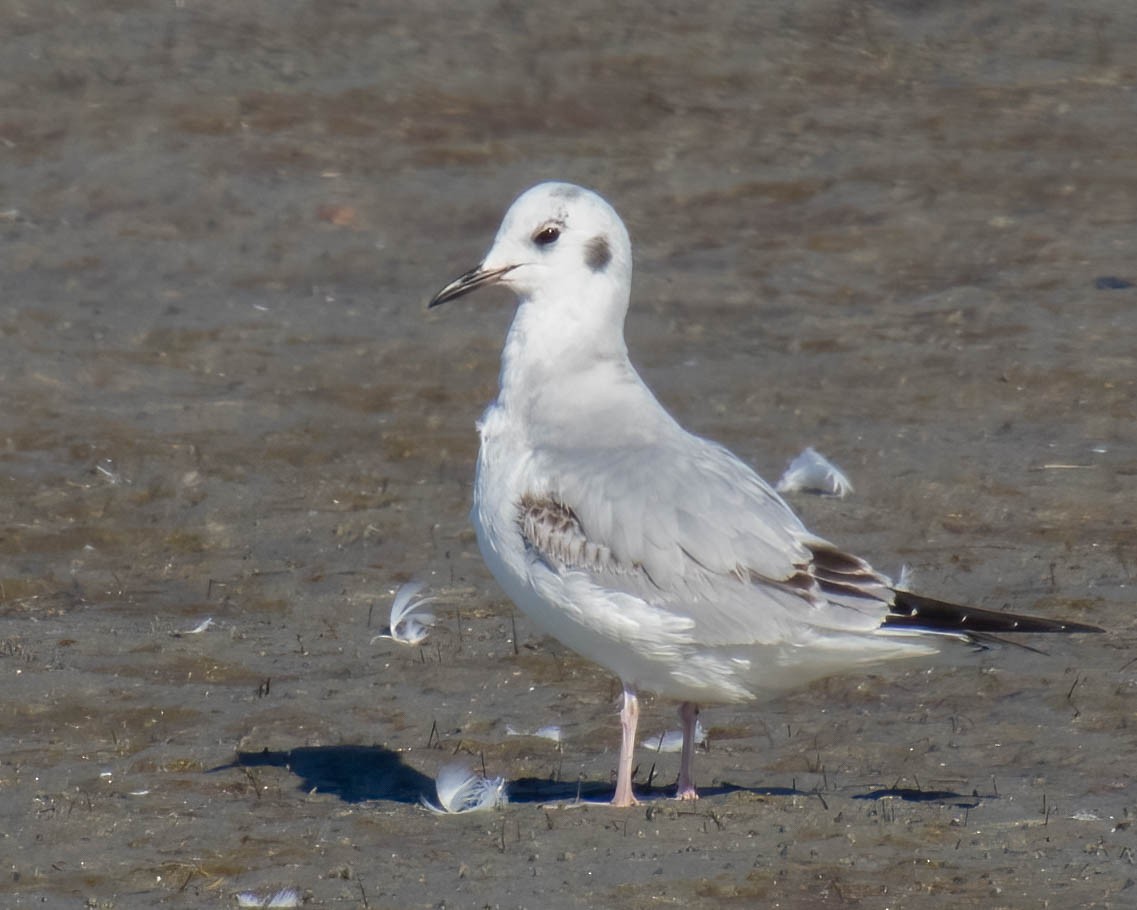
[428,182,1102,807]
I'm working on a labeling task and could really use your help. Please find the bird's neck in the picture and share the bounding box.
[494,293,659,436]
[498,287,623,386]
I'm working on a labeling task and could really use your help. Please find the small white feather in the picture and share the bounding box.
[505,723,563,743]
[642,719,707,753]
[234,887,301,908]
[171,617,214,638]
[896,563,915,590]
[775,447,854,498]
[371,581,437,645]
[421,762,508,814]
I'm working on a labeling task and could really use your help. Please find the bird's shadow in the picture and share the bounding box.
[213,745,435,804]
[506,777,779,804]
[212,746,982,809]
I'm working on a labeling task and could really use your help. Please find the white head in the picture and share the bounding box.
[429,183,634,363]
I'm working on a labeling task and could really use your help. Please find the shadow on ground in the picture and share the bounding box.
[217,746,436,804]
[852,787,983,808]
[215,747,981,809]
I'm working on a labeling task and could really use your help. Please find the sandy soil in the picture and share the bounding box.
[2,1,1135,907]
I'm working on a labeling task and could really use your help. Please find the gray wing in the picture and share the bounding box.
[521,433,896,646]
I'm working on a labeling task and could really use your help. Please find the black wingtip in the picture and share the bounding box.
[885,590,1104,635]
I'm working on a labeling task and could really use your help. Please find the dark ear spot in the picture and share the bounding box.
[585,234,611,272]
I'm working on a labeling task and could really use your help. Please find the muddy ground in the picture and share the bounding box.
[2,1,1135,907]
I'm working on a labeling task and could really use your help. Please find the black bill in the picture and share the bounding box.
[428,264,518,308]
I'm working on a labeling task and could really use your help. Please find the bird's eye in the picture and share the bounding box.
[533,226,561,247]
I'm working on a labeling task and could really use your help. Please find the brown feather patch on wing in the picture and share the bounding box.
[517,494,623,575]
[748,543,892,607]
[807,543,893,602]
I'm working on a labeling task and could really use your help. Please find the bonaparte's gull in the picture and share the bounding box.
[428,182,1102,807]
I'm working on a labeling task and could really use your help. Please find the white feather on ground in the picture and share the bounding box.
[371,581,436,645]
[171,617,214,637]
[896,563,915,590]
[774,447,854,498]
[234,887,301,909]
[421,762,508,814]
[505,723,564,743]
[642,719,707,753]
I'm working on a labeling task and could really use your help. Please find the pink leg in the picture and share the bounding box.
[676,701,700,800]
[612,683,640,807]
